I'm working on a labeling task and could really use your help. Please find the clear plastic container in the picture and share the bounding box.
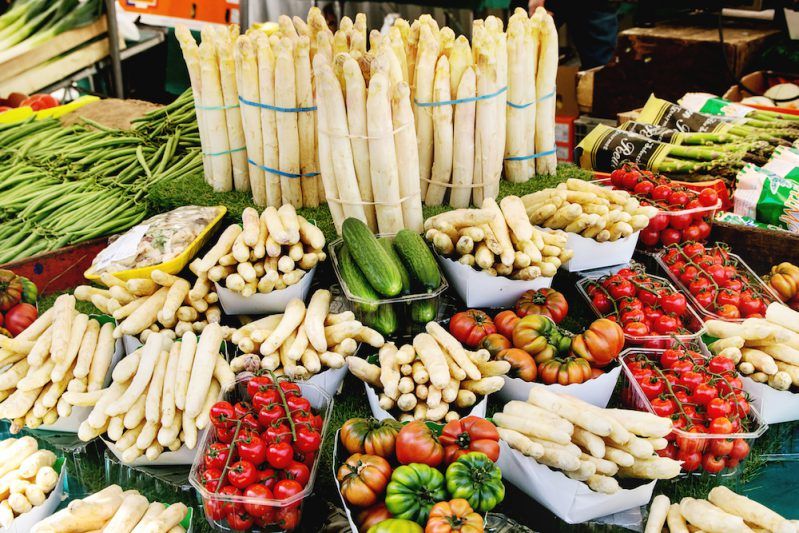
[576,273,705,346]
[618,347,767,476]
[655,248,780,323]
[329,237,448,337]
[594,178,721,249]
[189,376,333,531]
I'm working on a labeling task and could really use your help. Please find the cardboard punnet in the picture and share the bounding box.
[498,365,621,408]
[364,382,487,421]
[561,230,640,272]
[496,440,655,524]
[437,255,553,308]
[741,376,799,425]
[2,459,65,533]
[214,266,316,315]
[305,366,348,398]
[103,429,207,466]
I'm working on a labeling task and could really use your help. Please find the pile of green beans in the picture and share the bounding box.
[0,89,202,264]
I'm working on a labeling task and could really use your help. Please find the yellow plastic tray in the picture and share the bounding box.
[0,95,99,124]
[84,206,227,282]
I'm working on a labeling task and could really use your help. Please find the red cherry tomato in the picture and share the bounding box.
[729,439,750,460]
[265,442,294,469]
[678,450,702,472]
[701,453,726,474]
[648,213,669,232]
[227,460,258,489]
[698,188,719,207]
[227,511,255,530]
[210,402,236,428]
[669,212,693,230]
[716,304,741,320]
[660,228,682,246]
[201,467,225,492]
[243,483,275,518]
[710,438,734,457]
[273,479,304,508]
[639,228,661,247]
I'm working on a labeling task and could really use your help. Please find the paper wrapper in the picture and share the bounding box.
[498,366,621,408]
[304,366,348,398]
[741,376,799,424]
[561,231,639,272]
[496,440,655,524]
[2,460,65,533]
[437,255,553,308]
[215,267,316,315]
[364,382,487,421]
[38,336,125,433]
[103,428,207,466]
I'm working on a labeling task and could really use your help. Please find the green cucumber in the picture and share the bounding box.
[363,304,398,336]
[342,218,402,297]
[393,229,440,292]
[410,299,438,323]
[379,237,412,295]
[338,244,380,313]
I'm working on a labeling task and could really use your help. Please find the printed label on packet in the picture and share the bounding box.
[735,166,799,231]
[619,122,680,143]
[637,95,731,133]
[575,124,669,171]
[680,93,753,118]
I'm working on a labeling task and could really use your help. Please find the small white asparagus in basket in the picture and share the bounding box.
[0,437,59,528]
[0,296,120,432]
[644,489,795,533]
[75,326,233,463]
[424,195,572,279]
[704,303,799,392]
[72,270,234,342]
[497,388,680,494]
[195,206,326,298]
[31,485,189,533]
[229,291,385,379]
[346,321,507,422]
[521,179,658,242]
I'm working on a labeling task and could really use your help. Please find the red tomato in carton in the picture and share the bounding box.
[4,303,37,336]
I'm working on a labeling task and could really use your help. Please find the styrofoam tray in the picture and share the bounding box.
[560,230,640,272]
[498,366,621,408]
[37,336,125,433]
[214,266,316,315]
[1,460,65,533]
[304,366,348,398]
[496,440,655,524]
[741,376,799,425]
[437,255,553,308]
[364,382,487,421]
[103,429,207,466]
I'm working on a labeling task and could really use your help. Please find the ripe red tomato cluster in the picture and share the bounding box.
[200,376,324,530]
[625,349,752,474]
[661,243,772,320]
[609,164,718,248]
[585,267,697,342]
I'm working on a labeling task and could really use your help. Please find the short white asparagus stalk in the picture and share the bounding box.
[254,32,282,206]
[451,66,476,208]
[215,28,250,192]
[295,35,319,207]
[234,35,266,205]
[391,82,424,233]
[199,38,233,192]
[367,71,405,233]
[274,38,303,208]
[425,55,453,206]
[535,7,558,175]
[342,53,377,231]
[414,24,439,199]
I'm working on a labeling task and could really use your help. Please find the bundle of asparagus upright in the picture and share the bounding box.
[176,20,323,208]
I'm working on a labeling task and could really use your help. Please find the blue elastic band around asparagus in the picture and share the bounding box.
[238,95,317,113]
[204,146,246,157]
[414,85,508,107]
[504,148,556,161]
[507,90,556,109]
[247,158,320,178]
[196,103,240,111]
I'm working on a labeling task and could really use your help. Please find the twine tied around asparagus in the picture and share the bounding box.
[325,190,421,206]
[238,95,317,113]
[506,89,555,109]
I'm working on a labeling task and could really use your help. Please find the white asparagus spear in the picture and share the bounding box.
[234,35,266,205]
[472,32,497,206]
[534,7,558,175]
[425,55,453,206]
[199,33,232,192]
[253,32,282,206]
[504,13,529,183]
[391,82,424,233]
[524,12,541,180]
[274,38,303,208]
[451,66,476,208]
[216,28,250,192]
[175,26,211,182]
[414,24,439,199]
[313,52,345,233]
[295,35,318,207]
[485,17,507,200]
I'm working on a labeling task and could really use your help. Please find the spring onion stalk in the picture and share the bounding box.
[425,54,453,206]
[534,7,558,175]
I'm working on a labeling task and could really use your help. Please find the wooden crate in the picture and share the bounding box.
[1,239,106,295]
[710,222,799,275]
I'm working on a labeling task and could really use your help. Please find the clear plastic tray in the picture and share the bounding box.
[655,248,781,323]
[329,237,448,336]
[576,273,705,345]
[189,376,333,531]
[618,347,768,476]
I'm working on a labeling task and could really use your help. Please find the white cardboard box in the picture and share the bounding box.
[561,230,640,272]
[498,365,621,408]
[215,266,316,315]
[305,366,348,398]
[438,255,553,308]
[496,440,655,524]
[2,460,66,533]
[364,382,487,421]
[103,428,207,466]
[741,376,799,424]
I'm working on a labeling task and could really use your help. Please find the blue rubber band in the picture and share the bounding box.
[239,95,317,113]
[204,146,246,157]
[504,148,556,161]
[414,86,508,108]
[506,90,556,109]
[196,103,240,111]
[247,158,320,178]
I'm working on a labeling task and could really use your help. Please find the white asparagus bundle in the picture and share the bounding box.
[424,54,454,206]
[253,32,282,207]
[175,26,211,182]
[234,35,267,205]
[214,26,250,192]
[274,38,303,208]
[534,7,558,175]
[198,36,233,192]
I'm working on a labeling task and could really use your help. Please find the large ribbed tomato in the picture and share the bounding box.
[395,421,443,467]
[449,310,496,348]
[0,270,22,312]
[514,288,568,324]
[439,416,499,464]
[569,318,625,367]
